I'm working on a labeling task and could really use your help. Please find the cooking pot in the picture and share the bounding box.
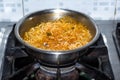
[14,9,100,67]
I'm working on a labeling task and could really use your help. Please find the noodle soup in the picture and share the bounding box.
[23,16,92,51]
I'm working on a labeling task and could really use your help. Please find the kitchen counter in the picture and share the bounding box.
[0,20,120,80]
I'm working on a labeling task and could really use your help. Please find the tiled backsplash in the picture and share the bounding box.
[0,0,119,21]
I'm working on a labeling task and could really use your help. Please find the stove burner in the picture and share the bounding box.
[1,26,114,80]
[40,65,75,74]
[36,67,79,80]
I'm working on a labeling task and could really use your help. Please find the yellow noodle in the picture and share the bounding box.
[23,16,92,51]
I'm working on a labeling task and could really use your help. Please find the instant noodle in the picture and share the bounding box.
[23,16,92,51]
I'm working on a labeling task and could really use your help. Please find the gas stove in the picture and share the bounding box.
[0,21,120,80]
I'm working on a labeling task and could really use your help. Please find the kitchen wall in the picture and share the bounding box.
[0,0,119,22]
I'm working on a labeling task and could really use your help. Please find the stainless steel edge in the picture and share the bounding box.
[0,22,14,80]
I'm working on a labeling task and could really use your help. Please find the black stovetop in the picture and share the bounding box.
[113,23,120,58]
[1,25,114,80]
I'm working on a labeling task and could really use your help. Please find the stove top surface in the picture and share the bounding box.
[0,21,120,80]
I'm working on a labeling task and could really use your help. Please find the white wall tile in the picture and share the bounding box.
[23,0,116,20]
[0,0,23,21]
[23,0,60,15]
[115,0,120,20]
[0,0,119,21]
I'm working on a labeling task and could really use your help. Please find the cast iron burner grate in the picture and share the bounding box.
[2,26,114,80]
[113,23,120,58]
